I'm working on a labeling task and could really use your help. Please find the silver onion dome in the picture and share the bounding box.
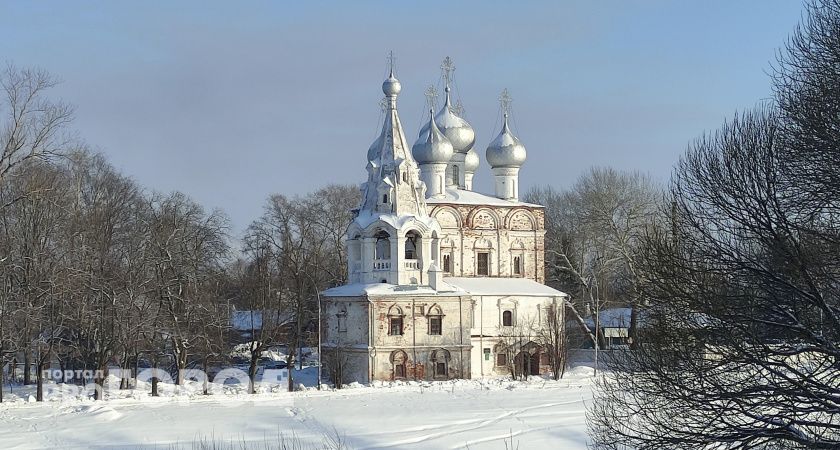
[367,127,384,162]
[412,109,454,165]
[382,71,401,97]
[419,87,475,154]
[486,114,527,168]
[464,148,480,172]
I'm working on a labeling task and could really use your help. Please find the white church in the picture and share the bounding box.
[321,57,568,383]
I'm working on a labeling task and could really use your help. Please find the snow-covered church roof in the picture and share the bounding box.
[426,188,542,208]
[323,277,566,298]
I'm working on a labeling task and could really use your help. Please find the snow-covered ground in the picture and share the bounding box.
[0,366,595,449]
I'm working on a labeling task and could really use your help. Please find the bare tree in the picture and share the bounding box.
[147,192,229,386]
[536,299,567,380]
[591,2,840,447]
[526,170,660,350]
[0,65,73,193]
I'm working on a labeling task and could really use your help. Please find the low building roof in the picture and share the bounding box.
[322,282,466,297]
[322,277,566,298]
[426,188,542,208]
[443,277,566,297]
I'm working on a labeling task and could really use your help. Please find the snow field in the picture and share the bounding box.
[0,366,595,449]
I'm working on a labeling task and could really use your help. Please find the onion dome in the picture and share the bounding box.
[367,127,384,162]
[486,113,527,168]
[382,71,401,97]
[464,148,480,172]
[419,87,475,154]
[412,109,454,165]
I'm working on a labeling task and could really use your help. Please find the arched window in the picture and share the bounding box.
[430,349,451,379]
[502,310,513,327]
[336,307,347,333]
[382,193,388,204]
[388,305,404,336]
[427,305,444,335]
[442,254,451,274]
[513,256,522,276]
[451,165,460,185]
[402,171,408,183]
[404,231,420,260]
[374,230,391,260]
[390,350,408,380]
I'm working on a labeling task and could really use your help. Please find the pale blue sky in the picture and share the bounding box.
[0,1,804,233]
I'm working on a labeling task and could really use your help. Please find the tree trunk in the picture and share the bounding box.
[93,362,107,401]
[174,342,188,385]
[287,354,294,392]
[248,354,259,394]
[35,360,44,402]
[23,351,31,385]
[59,358,67,384]
[628,304,640,349]
[133,351,140,390]
[202,358,209,395]
[119,351,129,390]
[150,358,159,397]
[1,355,5,403]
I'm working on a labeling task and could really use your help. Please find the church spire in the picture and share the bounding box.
[360,53,426,216]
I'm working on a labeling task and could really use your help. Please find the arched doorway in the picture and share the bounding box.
[514,343,541,377]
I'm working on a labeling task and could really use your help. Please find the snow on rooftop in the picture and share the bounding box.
[323,278,565,298]
[426,188,543,208]
[230,310,294,331]
[444,277,567,297]
[322,282,467,297]
[584,307,632,329]
[352,211,439,231]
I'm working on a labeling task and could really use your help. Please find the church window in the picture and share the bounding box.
[429,316,442,335]
[389,316,403,336]
[391,350,408,380]
[513,256,522,275]
[388,305,404,336]
[451,165,460,185]
[404,231,419,260]
[382,194,388,204]
[503,310,513,327]
[337,308,347,333]
[483,348,491,361]
[477,252,489,276]
[402,172,407,183]
[442,254,451,273]
[374,231,391,260]
[427,305,443,335]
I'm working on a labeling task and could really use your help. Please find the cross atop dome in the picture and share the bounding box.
[499,88,513,116]
[387,50,397,76]
[441,56,455,88]
[424,85,438,111]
